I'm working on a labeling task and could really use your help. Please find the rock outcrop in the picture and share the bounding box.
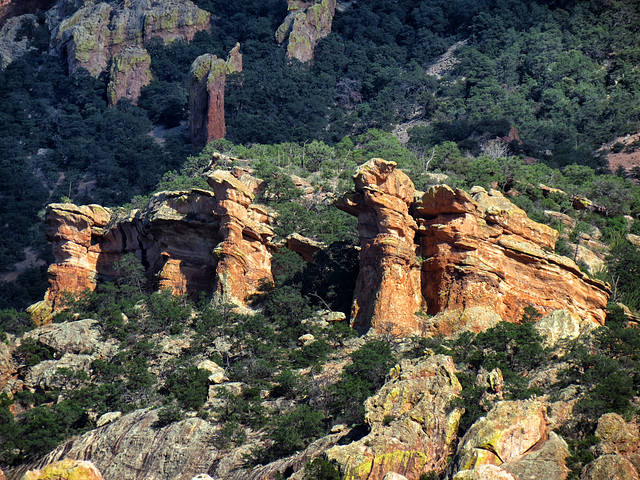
[34,168,274,320]
[416,185,610,332]
[453,400,569,480]
[275,0,336,63]
[51,0,210,76]
[0,14,36,68]
[336,158,422,335]
[21,459,104,480]
[7,410,219,480]
[326,355,463,480]
[106,46,152,106]
[189,43,243,147]
[338,159,610,335]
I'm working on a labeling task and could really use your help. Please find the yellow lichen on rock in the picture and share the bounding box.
[22,459,105,480]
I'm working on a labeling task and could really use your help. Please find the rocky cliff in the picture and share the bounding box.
[106,46,152,106]
[33,167,274,320]
[0,0,55,27]
[338,158,610,336]
[189,44,243,147]
[275,0,336,63]
[51,0,210,76]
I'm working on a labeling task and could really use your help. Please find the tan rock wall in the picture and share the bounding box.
[38,169,274,321]
[338,160,610,336]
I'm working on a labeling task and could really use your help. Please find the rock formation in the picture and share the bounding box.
[338,159,610,335]
[0,0,55,27]
[326,355,463,480]
[275,0,336,63]
[206,169,274,307]
[335,158,422,335]
[21,459,104,480]
[33,168,274,321]
[106,46,152,106]
[0,14,36,68]
[453,400,569,480]
[7,410,218,480]
[415,185,610,333]
[51,0,210,76]
[189,43,243,147]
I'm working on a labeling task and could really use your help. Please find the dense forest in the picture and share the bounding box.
[2,0,640,310]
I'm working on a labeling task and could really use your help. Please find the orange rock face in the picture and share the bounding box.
[416,185,610,332]
[336,158,422,335]
[39,169,274,320]
[44,204,113,311]
[207,170,274,307]
[339,160,610,336]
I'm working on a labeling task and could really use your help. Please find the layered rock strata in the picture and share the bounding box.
[35,169,274,320]
[51,0,210,76]
[338,159,610,335]
[189,44,243,147]
[415,185,610,332]
[336,158,422,335]
[275,0,336,63]
[326,355,463,480]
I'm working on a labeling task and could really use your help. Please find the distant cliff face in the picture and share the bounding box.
[338,158,611,336]
[36,167,274,320]
[0,0,56,27]
[51,0,210,76]
[275,0,336,63]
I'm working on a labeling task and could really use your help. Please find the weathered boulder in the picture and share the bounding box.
[581,455,640,480]
[336,158,422,335]
[9,410,218,480]
[21,460,104,480]
[275,0,336,63]
[415,185,609,333]
[0,14,36,68]
[106,46,152,106]
[23,319,101,354]
[0,340,15,391]
[189,44,242,147]
[51,0,210,76]
[453,465,516,480]
[34,168,275,321]
[197,359,226,384]
[594,413,640,456]
[326,355,463,480]
[534,309,590,350]
[454,400,548,471]
[501,432,570,480]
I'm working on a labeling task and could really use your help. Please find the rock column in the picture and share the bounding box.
[189,44,242,147]
[207,170,274,307]
[336,158,422,335]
